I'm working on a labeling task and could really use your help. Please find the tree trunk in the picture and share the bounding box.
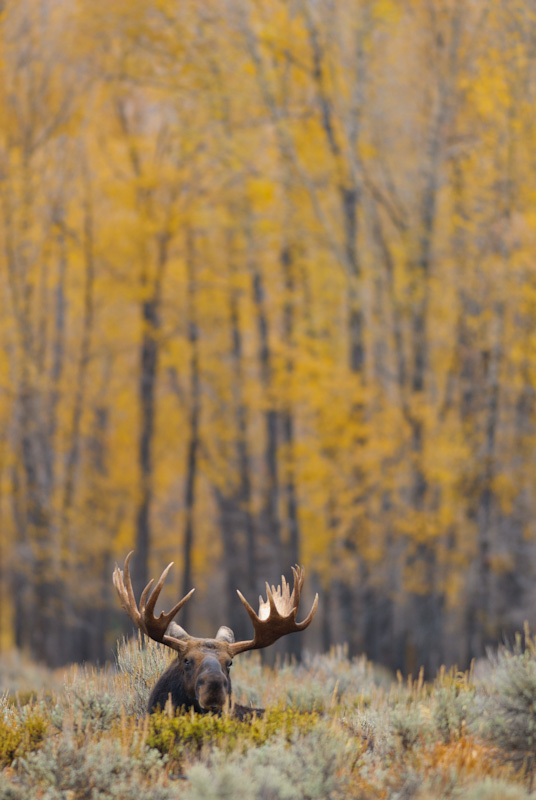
[180,230,201,630]
[467,311,504,657]
[133,293,159,601]
[133,229,169,602]
[250,255,283,587]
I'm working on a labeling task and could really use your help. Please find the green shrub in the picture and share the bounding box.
[0,776,25,800]
[65,684,122,734]
[232,647,384,712]
[115,633,173,716]
[433,683,476,744]
[454,778,531,800]
[0,702,47,766]
[390,704,434,752]
[18,737,175,800]
[284,679,330,712]
[231,654,265,708]
[276,649,382,712]
[300,647,389,696]
[183,726,350,800]
[147,704,319,765]
[343,698,433,761]
[50,665,124,734]
[477,638,536,773]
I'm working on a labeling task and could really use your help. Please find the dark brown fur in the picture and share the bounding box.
[148,638,263,718]
[148,639,233,713]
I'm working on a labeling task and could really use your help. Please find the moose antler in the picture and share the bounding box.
[112,551,195,652]
[229,566,319,656]
[113,553,318,657]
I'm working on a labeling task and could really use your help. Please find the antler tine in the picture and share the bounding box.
[265,582,279,617]
[290,565,304,611]
[230,565,318,656]
[164,587,196,625]
[141,562,195,626]
[143,561,174,617]
[294,591,319,630]
[122,550,136,605]
[113,551,141,627]
[112,551,195,653]
[139,578,155,615]
[236,589,259,624]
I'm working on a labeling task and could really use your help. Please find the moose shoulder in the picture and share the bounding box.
[113,552,318,715]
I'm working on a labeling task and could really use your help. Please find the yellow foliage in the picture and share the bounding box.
[0,0,535,672]
[372,0,402,25]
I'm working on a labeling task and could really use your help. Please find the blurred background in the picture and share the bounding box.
[0,0,535,677]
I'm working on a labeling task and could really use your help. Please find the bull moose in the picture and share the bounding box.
[113,552,318,715]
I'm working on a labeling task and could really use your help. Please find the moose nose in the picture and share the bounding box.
[196,656,229,711]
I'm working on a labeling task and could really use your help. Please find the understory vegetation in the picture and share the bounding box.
[3,634,536,799]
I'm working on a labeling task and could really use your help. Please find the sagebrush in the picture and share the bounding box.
[1,634,536,799]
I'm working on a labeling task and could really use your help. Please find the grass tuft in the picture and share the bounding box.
[0,640,535,798]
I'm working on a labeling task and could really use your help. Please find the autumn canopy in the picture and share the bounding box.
[0,0,533,675]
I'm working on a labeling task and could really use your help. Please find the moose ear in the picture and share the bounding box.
[166,621,190,640]
[215,626,235,644]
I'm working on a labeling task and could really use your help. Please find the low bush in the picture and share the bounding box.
[3,641,536,798]
[433,679,476,744]
[0,775,25,800]
[454,777,532,800]
[147,704,319,765]
[183,725,350,800]
[0,698,48,767]
[18,737,175,800]
[115,633,173,716]
[477,634,536,775]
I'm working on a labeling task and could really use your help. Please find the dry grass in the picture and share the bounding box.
[1,637,536,799]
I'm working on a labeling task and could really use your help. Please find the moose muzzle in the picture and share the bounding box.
[195,656,229,712]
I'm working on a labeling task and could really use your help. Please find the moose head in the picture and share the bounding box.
[113,551,318,714]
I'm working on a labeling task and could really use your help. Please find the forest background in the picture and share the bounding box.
[0,0,534,678]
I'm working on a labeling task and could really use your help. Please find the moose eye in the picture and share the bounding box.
[183,658,191,668]
[226,660,232,669]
